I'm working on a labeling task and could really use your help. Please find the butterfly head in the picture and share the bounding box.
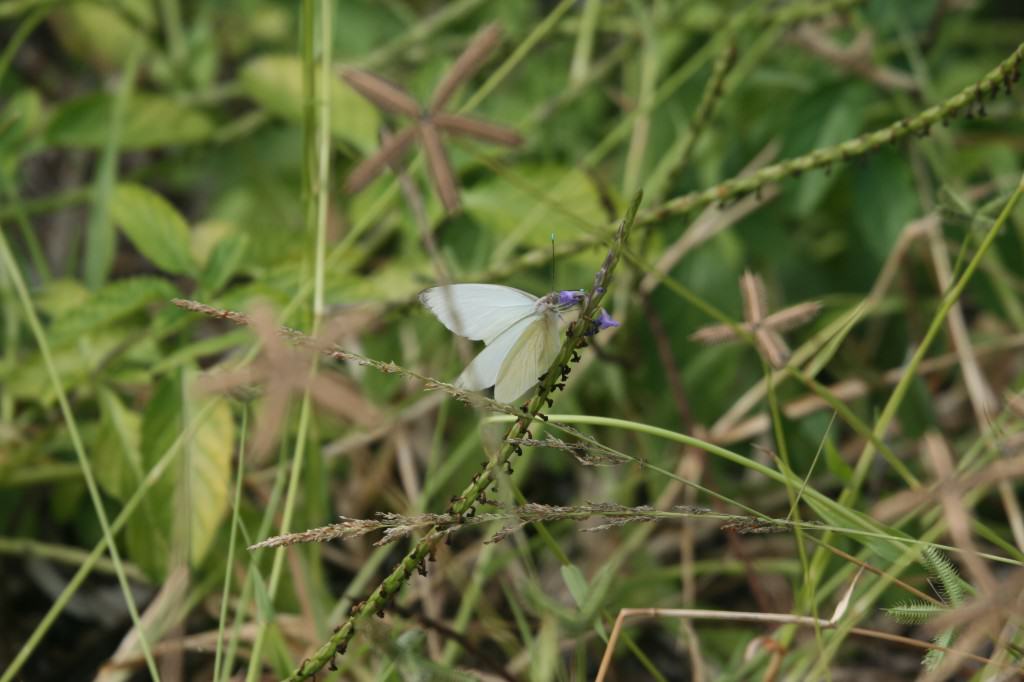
[539,290,620,335]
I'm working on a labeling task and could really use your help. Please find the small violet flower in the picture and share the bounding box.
[553,290,618,335]
[556,290,586,306]
[591,309,620,335]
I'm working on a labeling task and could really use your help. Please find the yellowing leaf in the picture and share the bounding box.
[186,396,235,566]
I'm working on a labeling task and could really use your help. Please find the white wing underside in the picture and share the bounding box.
[455,314,537,391]
[419,284,537,343]
[494,315,561,403]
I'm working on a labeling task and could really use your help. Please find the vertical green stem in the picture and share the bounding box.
[84,42,141,288]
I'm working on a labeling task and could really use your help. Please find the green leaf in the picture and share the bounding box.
[47,93,214,149]
[852,150,919,263]
[199,232,249,294]
[793,89,866,216]
[126,375,181,580]
[185,394,235,566]
[110,183,198,276]
[238,54,380,152]
[822,435,852,484]
[94,388,144,501]
[0,89,43,163]
[48,0,155,72]
[49,276,176,341]
[462,165,607,257]
[561,564,588,608]
[529,616,559,682]
[123,375,237,579]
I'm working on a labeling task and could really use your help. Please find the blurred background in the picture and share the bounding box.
[2,1,1024,680]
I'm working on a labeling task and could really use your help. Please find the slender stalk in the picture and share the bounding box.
[0,227,160,681]
[213,409,247,682]
[0,400,218,682]
[84,41,141,288]
[244,0,328,676]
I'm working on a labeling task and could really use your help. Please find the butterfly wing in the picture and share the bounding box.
[419,284,537,343]
[455,314,537,391]
[493,314,561,403]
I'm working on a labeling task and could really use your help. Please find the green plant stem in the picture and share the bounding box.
[845,173,1024,507]
[244,0,328,676]
[492,39,1024,273]
[0,536,147,579]
[0,5,46,85]
[311,0,331,321]
[83,41,141,288]
[460,0,576,113]
[213,408,247,682]
[643,41,1024,222]
[1,167,51,283]
[0,226,160,680]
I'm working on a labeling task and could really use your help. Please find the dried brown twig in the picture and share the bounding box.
[343,23,523,213]
[690,271,822,369]
[196,304,380,461]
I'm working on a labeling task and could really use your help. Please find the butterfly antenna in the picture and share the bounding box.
[550,232,556,292]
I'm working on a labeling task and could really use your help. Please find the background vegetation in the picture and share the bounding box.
[2,0,1024,680]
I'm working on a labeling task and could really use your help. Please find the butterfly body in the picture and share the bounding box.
[419,284,617,403]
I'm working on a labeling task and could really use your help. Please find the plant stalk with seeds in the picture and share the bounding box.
[276,191,641,681]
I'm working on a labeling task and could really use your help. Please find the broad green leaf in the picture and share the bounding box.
[199,233,249,295]
[110,183,198,276]
[238,54,380,152]
[2,331,134,405]
[0,89,43,162]
[186,394,235,566]
[793,88,866,216]
[94,388,144,501]
[823,435,853,484]
[47,93,214,149]
[561,564,588,609]
[48,0,155,72]
[462,165,607,257]
[49,276,176,341]
[126,375,180,580]
[529,616,559,682]
[852,150,919,263]
[34,279,91,318]
[124,375,237,578]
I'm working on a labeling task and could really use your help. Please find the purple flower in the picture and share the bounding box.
[595,309,619,330]
[557,290,586,306]
[585,309,619,336]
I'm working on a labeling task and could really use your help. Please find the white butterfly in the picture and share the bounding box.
[419,284,618,403]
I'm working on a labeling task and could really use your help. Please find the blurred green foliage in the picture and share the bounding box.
[2,0,1024,680]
